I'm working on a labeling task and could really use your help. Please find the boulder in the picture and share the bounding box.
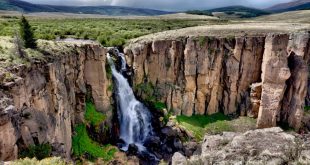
[172,127,310,164]
[127,144,139,156]
[171,152,187,165]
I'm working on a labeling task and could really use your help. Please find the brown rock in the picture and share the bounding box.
[281,33,310,129]
[126,32,309,130]
[249,83,262,118]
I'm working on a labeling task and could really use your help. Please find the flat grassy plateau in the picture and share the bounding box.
[0,15,227,47]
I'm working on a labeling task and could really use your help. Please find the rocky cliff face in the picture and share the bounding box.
[0,43,112,161]
[125,29,310,131]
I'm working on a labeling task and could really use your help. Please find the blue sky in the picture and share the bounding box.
[23,0,295,11]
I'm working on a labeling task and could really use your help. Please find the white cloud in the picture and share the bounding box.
[23,0,295,11]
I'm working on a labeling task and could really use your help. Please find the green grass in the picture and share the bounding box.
[85,101,106,126]
[176,113,232,141]
[72,124,117,161]
[305,106,310,112]
[0,17,225,47]
[176,114,257,141]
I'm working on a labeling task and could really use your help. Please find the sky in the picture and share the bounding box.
[23,0,295,11]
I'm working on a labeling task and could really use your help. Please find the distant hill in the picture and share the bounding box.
[255,10,310,23]
[0,0,173,16]
[188,6,270,18]
[267,0,310,12]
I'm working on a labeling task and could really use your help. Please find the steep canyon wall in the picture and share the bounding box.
[125,32,310,130]
[0,44,112,161]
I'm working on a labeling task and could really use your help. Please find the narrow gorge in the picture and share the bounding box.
[1,23,310,164]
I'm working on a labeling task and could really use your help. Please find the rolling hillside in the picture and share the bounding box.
[0,0,172,16]
[255,10,310,23]
[267,0,310,12]
[187,6,270,18]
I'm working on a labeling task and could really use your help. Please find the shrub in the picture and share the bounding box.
[153,101,166,110]
[19,143,52,160]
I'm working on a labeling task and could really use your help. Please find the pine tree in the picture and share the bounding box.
[19,15,37,49]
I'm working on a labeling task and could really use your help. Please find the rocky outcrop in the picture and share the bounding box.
[172,127,310,164]
[125,31,310,130]
[249,83,262,118]
[0,44,112,161]
[257,34,291,128]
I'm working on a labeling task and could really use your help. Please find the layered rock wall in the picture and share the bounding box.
[125,32,310,130]
[0,44,112,161]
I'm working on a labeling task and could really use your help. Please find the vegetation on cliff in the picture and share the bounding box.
[85,101,106,127]
[18,143,52,160]
[72,101,116,161]
[72,124,117,161]
[176,114,256,141]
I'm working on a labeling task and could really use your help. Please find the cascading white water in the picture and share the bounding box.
[107,51,153,152]
[114,49,127,72]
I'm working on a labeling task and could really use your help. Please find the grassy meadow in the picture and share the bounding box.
[0,15,226,46]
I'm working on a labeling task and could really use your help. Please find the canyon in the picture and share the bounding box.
[0,23,310,164]
[125,23,310,130]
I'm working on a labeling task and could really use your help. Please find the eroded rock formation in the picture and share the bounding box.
[125,32,310,130]
[0,44,112,161]
[172,127,310,164]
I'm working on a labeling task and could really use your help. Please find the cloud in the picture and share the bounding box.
[23,0,294,11]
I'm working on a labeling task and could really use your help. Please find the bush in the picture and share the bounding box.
[153,101,166,110]
[19,143,52,160]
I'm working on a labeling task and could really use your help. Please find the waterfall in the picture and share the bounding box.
[107,51,153,152]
